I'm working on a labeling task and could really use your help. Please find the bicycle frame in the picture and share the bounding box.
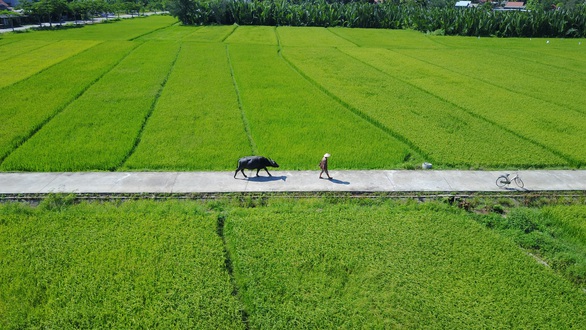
[496,173,524,189]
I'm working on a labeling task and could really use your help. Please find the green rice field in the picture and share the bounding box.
[1,198,585,328]
[0,15,585,171]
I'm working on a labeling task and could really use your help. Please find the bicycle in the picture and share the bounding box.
[496,172,524,188]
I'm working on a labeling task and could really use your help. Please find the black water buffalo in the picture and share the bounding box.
[234,156,279,178]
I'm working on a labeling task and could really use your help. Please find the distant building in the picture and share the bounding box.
[0,0,11,10]
[455,1,473,7]
[503,1,527,10]
[4,0,18,8]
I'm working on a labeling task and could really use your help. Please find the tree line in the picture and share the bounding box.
[5,0,167,27]
[168,0,586,38]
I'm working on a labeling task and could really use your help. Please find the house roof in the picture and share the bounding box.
[0,0,10,10]
[504,1,526,8]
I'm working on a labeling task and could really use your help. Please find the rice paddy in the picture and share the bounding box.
[1,15,584,171]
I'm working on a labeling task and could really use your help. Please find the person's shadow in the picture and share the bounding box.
[246,175,287,182]
[327,178,350,185]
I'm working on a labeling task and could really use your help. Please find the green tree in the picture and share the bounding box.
[168,0,190,24]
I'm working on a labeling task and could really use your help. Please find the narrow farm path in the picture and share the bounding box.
[1,170,586,194]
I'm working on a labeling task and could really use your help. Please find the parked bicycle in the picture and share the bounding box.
[496,172,524,188]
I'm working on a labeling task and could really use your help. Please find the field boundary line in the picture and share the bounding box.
[117,43,183,169]
[0,40,18,47]
[128,20,178,41]
[274,26,280,48]
[326,28,360,47]
[226,44,257,155]
[183,25,205,40]
[0,42,139,166]
[0,40,103,92]
[216,214,250,329]
[221,25,238,43]
[278,46,431,164]
[339,48,580,167]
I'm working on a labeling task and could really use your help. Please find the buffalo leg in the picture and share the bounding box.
[235,168,247,178]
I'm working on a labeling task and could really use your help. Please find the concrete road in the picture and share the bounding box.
[1,170,585,194]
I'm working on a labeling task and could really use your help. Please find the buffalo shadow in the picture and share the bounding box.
[244,175,287,182]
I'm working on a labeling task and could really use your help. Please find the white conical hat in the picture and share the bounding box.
[324,153,331,158]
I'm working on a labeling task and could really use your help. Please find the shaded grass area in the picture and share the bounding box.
[474,204,586,288]
[0,199,244,329]
[0,198,585,328]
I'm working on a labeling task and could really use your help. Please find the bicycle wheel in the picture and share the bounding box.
[514,176,524,188]
[496,176,508,188]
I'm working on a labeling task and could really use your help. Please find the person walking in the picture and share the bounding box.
[319,153,332,179]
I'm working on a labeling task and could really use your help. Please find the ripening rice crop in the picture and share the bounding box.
[180,25,238,43]
[122,43,251,170]
[227,44,416,169]
[1,41,180,171]
[327,27,444,49]
[224,25,278,45]
[378,46,586,164]
[0,41,136,164]
[0,39,53,62]
[0,200,244,329]
[281,46,566,167]
[136,25,204,41]
[134,24,237,42]
[225,200,586,328]
[2,18,585,171]
[276,26,355,47]
[457,47,586,110]
[0,40,99,89]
